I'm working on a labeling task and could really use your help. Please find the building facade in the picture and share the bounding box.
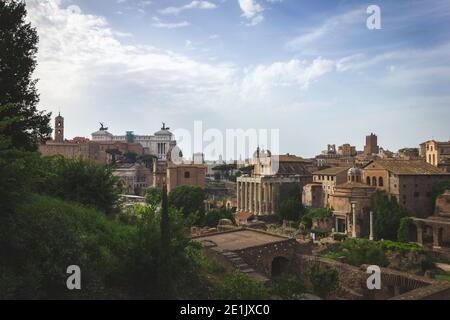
[91,123,176,160]
[420,140,450,172]
[236,150,313,215]
[362,160,450,218]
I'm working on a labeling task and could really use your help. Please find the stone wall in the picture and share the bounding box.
[291,255,445,300]
[237,238,300,277]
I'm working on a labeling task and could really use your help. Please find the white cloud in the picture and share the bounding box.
[241,58,335,97]
[159,1,217,15]
[286,9,364,50]
[151,16,190,29]
[238,0,264,26]
[25,0,237,114]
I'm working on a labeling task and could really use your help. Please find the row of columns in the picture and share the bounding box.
[237,180,278,215]
[348,202,374,240]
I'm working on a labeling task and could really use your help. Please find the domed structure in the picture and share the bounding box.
[347,165,362,183]
[155,122,173,137]
[91,129,113,141]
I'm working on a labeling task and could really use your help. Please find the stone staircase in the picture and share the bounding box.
[222,251,269,282]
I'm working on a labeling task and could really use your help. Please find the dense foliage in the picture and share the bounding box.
[277,184,305,222]
[373,191,406,240]
[169,185,206,224]
[35,156,121,215]
[0,1,51,151]
[214,271,270,300]
[323,239,389,267]
[204,207,235,228]
[308,264,339,299]
[397,217,414,243]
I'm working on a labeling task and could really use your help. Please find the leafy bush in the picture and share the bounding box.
[374,191,406,240]
[308,264,339,299]
[36,156,120,215]
[169,185,206,224]
[271,273,306,299]
[397,217,413,243]
[333,233,347,241]
[204,207,235,227]
[323,239,388,267]
[278,198,305,222]
[0,194,135,299]
[214,271,270,300]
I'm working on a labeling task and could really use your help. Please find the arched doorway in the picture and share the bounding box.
[271,256,289,277]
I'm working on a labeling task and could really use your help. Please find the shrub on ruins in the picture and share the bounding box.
[204,207,235,227]
[214,270,270,300]
[35,156,121,215]
[307,264,339,300]
[301,208,333,231]
[323,239,389,267]
[278,198,305,222]
[374,191,406,240]
[397,217,414,243]
[271,273,306,299]
[169,185,206,224]
[0,194,136,299]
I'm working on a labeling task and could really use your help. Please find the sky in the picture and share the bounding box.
[25,0,450,158]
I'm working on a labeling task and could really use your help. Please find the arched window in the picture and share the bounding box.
[379,177,384,187]
[372,177,377,186]
[366,177,371,185]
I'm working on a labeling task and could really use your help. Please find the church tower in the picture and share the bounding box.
[55,113,64,142]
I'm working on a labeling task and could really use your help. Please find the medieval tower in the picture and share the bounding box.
[54,113,64,142]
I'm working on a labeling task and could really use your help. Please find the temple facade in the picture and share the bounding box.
[236,149,313,215]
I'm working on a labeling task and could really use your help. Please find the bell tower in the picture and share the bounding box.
[55,112,64,142]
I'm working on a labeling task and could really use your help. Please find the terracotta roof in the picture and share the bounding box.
[336,182,376,189]
[313,166,351,175]
[365,160,448,175]
[277,154,312,163]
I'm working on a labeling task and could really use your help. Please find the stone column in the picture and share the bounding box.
[249,182,253,213]
[369,211,374,241]
[352,203,357,238]
[253,182,259,215]
[272,183,278,214]
[270,183,275,215]
[258,182,262,215]
[264,182,269,214]
[236,181,240,212]
[417,226,423,246]
[244,182,248,211]
[433,227,441,248]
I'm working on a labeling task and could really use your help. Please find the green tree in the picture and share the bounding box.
[271,273,306,299]
[278,198,305,222]
[374,191,406,240]
[158,185,171,297]
[204,207,235,227]
[169,185,206,224]
[308,264,339,299]
[215,271,270,300]
[37,156,120,215]
[0,1,51,151]
[397,217,413,243]
[145,187,161,211]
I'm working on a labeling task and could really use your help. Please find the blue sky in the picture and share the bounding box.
[25,0,450,158]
